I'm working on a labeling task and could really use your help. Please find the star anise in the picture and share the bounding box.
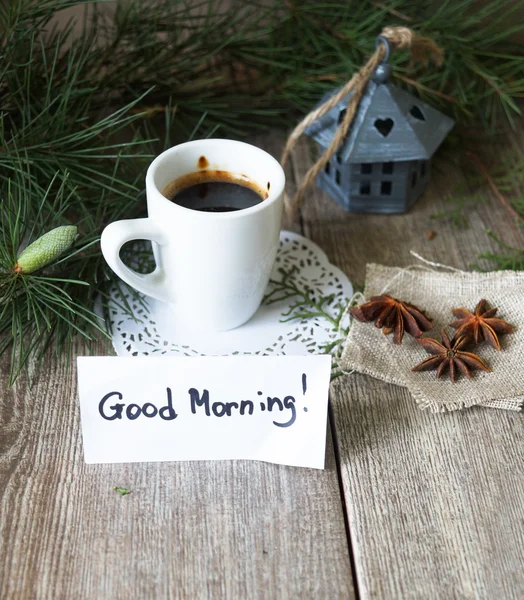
[412,328,491,382]
[349,294,432,344]
[450,299,514,351]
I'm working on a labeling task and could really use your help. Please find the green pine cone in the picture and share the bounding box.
[15,226,78,274]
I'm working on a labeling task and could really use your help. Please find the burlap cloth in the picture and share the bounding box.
[341,263,524,412]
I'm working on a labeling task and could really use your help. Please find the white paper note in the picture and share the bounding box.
[77,355,331,469]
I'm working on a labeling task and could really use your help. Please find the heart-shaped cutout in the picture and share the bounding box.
[374,118,394,137]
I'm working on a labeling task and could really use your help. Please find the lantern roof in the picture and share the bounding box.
[304,80,454,163]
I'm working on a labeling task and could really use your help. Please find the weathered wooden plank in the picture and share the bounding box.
[333,374,524,599]
[0,133,354,600]
[0,351,354,600]
[295,135,524,599]
[294,135,522,277]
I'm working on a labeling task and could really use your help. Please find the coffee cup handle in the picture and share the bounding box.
[100,219,171,303]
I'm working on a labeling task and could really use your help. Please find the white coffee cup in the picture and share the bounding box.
[100,139,285,331]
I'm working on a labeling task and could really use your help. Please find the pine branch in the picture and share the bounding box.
[476,231,524,271]
[264,266,343,330]
[0,174,109,383]
[466,151,524,226]
[263,266,351,378]
[1,0,524,383]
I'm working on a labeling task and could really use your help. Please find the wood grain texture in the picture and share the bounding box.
[0,349,354,600]
[294,135,524,599]
[332,374,524,599]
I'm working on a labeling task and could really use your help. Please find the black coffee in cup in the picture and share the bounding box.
[162,168,269,213]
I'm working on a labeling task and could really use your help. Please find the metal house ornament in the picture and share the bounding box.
[281,27,455,218]
[306,43,455,214]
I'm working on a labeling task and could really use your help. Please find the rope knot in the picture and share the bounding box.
[381,26,414,50]
[381,26,443,67]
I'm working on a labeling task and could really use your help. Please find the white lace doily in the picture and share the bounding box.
[105,231,353,358]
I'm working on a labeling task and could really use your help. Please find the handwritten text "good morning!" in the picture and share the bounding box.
[98,373,310,429]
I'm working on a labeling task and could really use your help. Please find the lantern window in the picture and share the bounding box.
[360,182,370,195]
[381,181,392,195]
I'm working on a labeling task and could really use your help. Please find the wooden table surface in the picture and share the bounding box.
[1,131,523,599]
